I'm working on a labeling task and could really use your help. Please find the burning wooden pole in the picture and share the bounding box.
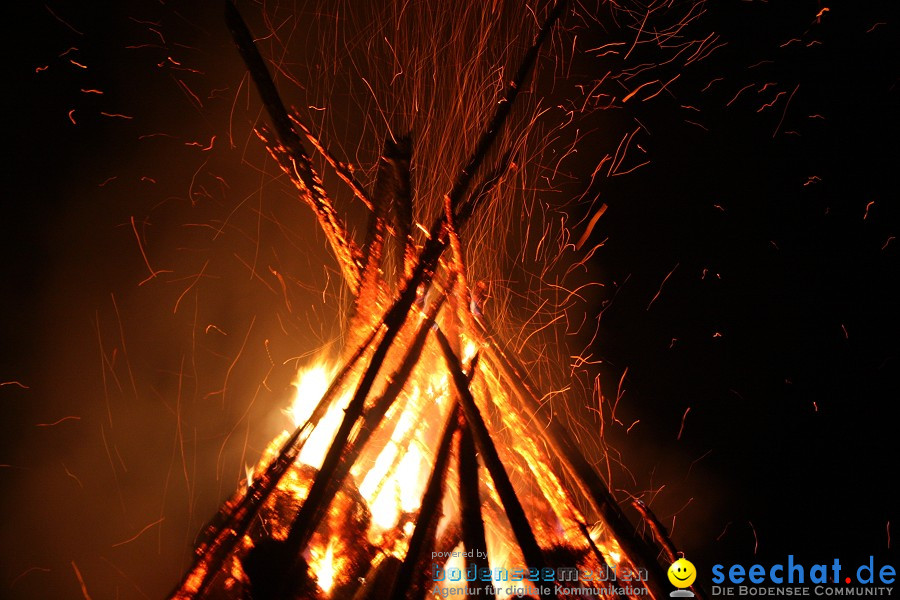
[437,331,558,600]
[288,115,374,211]
[457,415,492,596]
[225,1,362,292]
[633,499,708,600]
[387,137,416,283]
[576,521,622,599]
[474,315,671,599]
[387,401,461,600]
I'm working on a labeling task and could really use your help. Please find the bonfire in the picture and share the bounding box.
[168,2,693,599]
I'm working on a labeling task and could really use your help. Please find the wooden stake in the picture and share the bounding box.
[474,316,669,600]
[576,520,621,599]
[226,2,361,291]
[436,330,558,600]
[458,415,492,596]
[347,135,394,349]
[387,402,460,600]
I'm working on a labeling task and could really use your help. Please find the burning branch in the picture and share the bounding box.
[473,314,671,598]
[387,401,461,600]
[348,136,413,350]
[225,1,362,292]
[457,414,491,595]
[437,331,557,600]
[288,115,374,212]
[387,138,415,283]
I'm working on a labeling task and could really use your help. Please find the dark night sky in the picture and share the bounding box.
[583,0,898,559]
[2,1,898,598]
[584,0,899,574]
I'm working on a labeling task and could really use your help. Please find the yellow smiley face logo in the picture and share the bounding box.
[668,558,697,588]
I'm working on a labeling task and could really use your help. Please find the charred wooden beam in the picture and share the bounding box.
[633,499,709,600]
[453,148,513,233]
[434,517,463,559]
[352,554,403,600]
[290,113,415,256]
[444,192,476,344]
[387,402,461,600]
[436,330,558,600]
[575,520,621,599]
[289,114,374,211]
[346,136,394,348]
[632,498,678,566]
[458,414,492,596]
[348,135,416,348]
[226,1,362,292]
[473,315,669,600]
[386,136,415,283]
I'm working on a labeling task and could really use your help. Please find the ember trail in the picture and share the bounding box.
[167,2,697,600]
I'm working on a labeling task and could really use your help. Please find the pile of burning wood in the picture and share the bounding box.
[169,3,688,599]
